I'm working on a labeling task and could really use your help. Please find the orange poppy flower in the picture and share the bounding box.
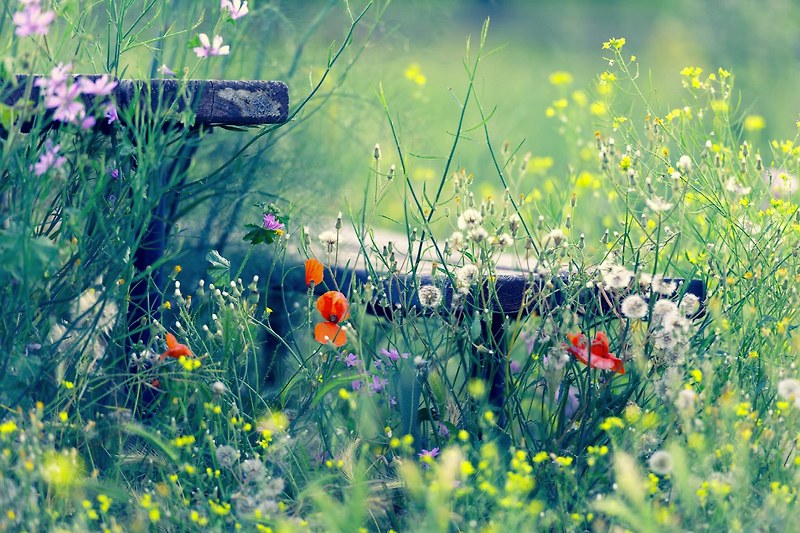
[314,291,349,347]
[564,331,625,374]
[305,258,324,287]
[160,332,193,360]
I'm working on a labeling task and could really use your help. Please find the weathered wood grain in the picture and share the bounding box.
[1,76,289,128]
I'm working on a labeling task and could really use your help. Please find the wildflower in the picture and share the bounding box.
[602,264,634,290]
[193,33,230,58]
[418,285,442,308]
[448,231,465,252]
[47,82,85,123]
[543,228,566,248]
[647,450,674,475]
[211,381,227,395]
[766,170,798,199]
[160,332,193,360]
[645,197,673,213]
[262,213,285,232]
[564,331,625,374]
[493,233,514,248]
[104,103,118,124]
[675,389,697,412]
[342,353,359,367]
[557,385,580,418]
[679,294,700,316]
[777,378,800,407]
[32,140,67,176]
[319,230,338,253]
[456,264,479,294]
[314,291,349,347]
[621,294,648,319]
[467,226,489,243]
[651,275,678,296]
[215,445,240,469]
[457,208,483,230]
[548,71,574,86]
[418,447,440,463]
[157,64,176,77]
[78,75,117,96]
[404,63,426,85]
[725,176,751,196]
[677,155,692,174]
[743,115,765,132]
[381,347,409,362]
[221,0,248,19]
[305,258,324,287]
[652,299,678,318]
[508,213,522,234]
[13,0,55,37]
[240,459,267,484]
[509,360,522,373]
[368,375,387,393]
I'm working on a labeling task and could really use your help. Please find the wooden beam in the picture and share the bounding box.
[2,76,289,129]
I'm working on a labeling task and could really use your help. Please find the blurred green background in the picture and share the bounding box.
[142,0,800,251]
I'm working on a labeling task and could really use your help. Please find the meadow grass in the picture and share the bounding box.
[2,1,800,532]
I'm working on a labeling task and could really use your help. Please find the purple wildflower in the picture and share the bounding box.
[13,1,55,37]
[108,168,120,179]
[418,447,440,461]
[389,396,397,406]
[262,213,285,231]
[80,115,96,130]
[193,34,230,58]
[380,347,409,362]
[436,422,450,438]
[351,380,361,391]
[342,353,359,368]
[221,0,248,20]
[157,64,176,77]
[368,375,387,393]
[32,140,66,176]
[78,75,117,96]
[104,103,118,124]
[556,385,581,419]
[510,360,522,374]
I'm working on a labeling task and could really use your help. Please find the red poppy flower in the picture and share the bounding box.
[564,331,625,374]
[305,258,324,287]
[160,332,193,360]
[314,291,349,347]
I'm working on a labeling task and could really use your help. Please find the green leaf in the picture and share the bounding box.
[242,224,277,246]
[205,249,231,284]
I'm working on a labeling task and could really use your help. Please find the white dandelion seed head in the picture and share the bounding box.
[319,230,337,247]
[494,233,514,248]
[675,388,698,412]
[543,228,566,249]
[680,294,700,316]
[651,275,678,296]
[621,294,648,319]
[645,197,674,213]
[777,378,800,405]
[652,299,679,319]
[467,226,489,243]
[647,450,674,475]
[456,264,480,294]
[418,285,442,308]
[602,264,634,290]
[677,155,692,174]
[725,176,752,196]
[457,208,483,230]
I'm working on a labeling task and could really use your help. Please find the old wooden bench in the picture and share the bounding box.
[2,76,289,349]
[273,226,706,444]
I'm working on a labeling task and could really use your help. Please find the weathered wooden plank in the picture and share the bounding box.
[2,76,289,128]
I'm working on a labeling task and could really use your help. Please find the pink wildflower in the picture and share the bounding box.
[262,213,285,231]
[32,140,66,176]
[193,34,230,58]
[47,82,85,123]
[104,103,118,124]
[13,1,55,37]
[221,0,248,20]
[78,75,117,96]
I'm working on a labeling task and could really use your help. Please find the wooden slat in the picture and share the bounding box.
[2,76,289,127]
